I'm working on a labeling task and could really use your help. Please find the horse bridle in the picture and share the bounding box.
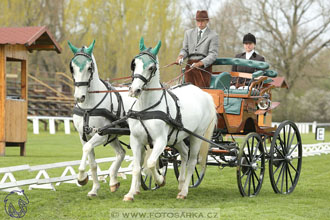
[70,50,95,88]
[130,49,157,87]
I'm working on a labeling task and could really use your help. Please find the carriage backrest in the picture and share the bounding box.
[210,72,231,90]
[213,58,269,70]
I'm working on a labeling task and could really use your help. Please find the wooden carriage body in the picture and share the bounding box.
[202,58,288,136]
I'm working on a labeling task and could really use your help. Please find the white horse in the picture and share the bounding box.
[124,37,217,201]
[68,40,135,197]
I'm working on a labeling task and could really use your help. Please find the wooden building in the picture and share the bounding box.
[0,26,62,156]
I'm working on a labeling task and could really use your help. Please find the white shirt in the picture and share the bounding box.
[197,27,207,40]
[246,50,255,60]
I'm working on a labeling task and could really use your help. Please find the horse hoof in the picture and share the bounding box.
[123,196,134,202]
[78,176,89,186]
[87,193,97,197]
[110,182,120,192]
[159,176,166,188]
[176,194,186,200]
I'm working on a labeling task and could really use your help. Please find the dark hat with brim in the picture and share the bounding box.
[243,33,256,44]
[196,10,209,20]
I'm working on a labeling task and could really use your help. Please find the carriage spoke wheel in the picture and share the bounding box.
[269,120,302,194]
[141,154,168,190]
[173,154,207,188]
[237,132,265,197]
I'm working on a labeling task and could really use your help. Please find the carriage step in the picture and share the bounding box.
[259,126,277,133]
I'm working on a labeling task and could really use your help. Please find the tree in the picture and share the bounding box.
[63,0,182,81]
[240,0,330,92]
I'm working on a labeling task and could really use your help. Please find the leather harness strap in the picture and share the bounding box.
[127,85,185,148]
[73,80,126,142]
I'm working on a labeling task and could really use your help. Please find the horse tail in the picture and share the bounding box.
[198,95,217,168]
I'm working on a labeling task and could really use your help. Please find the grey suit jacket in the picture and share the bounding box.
[179,27,219,68]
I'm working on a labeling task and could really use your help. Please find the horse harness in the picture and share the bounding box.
[70,49,95,88]
[130,48,157,88]
[128,50,187,148]
[127,85,185,149]
[73,79,127,142]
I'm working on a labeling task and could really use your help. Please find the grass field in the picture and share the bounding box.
[1,130,330,220]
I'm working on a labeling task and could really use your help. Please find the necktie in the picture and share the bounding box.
[197,30,202,43]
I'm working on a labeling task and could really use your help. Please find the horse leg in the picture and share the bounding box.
[174,141,189,191]
[123,136,143,201]
[109,138,126,192]
[177,137,202,199]
[134,148,145,195]
[147,138,167,187]
[87,149,100,197]
[77,137,89,185]
[78,134,107,193]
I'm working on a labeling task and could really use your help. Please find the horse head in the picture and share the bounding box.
[68,40,96,103]
[129,37,161,98]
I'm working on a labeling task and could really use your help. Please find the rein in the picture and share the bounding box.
[88,87,165,94]
[88,63,193,94]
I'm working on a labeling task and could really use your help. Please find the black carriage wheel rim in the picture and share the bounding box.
[173,156,206,188]
[269,121,302,194]
[237,133,265,197]
[141,157,168,190]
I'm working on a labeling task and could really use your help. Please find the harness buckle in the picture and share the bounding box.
[83,125,93,134]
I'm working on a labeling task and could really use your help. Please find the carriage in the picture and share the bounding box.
[142,57,303,197]
[69,40,302,199]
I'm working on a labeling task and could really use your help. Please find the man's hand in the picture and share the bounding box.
[191,61,204,68]
[176,55,184,65]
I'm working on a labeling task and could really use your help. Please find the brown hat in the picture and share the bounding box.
[196,10,209,20]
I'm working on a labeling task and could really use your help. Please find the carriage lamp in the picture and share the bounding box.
[257,93,271,110]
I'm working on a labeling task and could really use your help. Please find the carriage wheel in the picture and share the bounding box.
[173,153,207,188]
[269,120,302,194]
[237,132,265,197]
[141,153,168,190]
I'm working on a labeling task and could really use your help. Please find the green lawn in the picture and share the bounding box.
[1,131,330,220]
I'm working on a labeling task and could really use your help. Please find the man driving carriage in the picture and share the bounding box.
[176,10,219,88]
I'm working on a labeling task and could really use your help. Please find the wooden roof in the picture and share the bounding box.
[0,26,61,53]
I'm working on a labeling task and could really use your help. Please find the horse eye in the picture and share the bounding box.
[148,66,155,71]
[88,66,93,72]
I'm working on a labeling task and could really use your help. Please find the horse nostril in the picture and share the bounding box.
[80,95,85,102]
[128,87,142,98]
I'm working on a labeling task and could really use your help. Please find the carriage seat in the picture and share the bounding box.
[209,72,259,115]
[209,72,259,95]
[210,72,231,90]
[210,69,278,93]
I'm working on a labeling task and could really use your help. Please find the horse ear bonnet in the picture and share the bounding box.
[70,47,95,74]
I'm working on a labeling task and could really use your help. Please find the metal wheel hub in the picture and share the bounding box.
[251,162,258,170]
[285,155,293,162]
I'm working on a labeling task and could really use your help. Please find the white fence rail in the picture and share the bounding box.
[0,156,133,192]
[1,143,330,192]
[272,122,330,134]
[28,116,73,134]
[28,116,329,135]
